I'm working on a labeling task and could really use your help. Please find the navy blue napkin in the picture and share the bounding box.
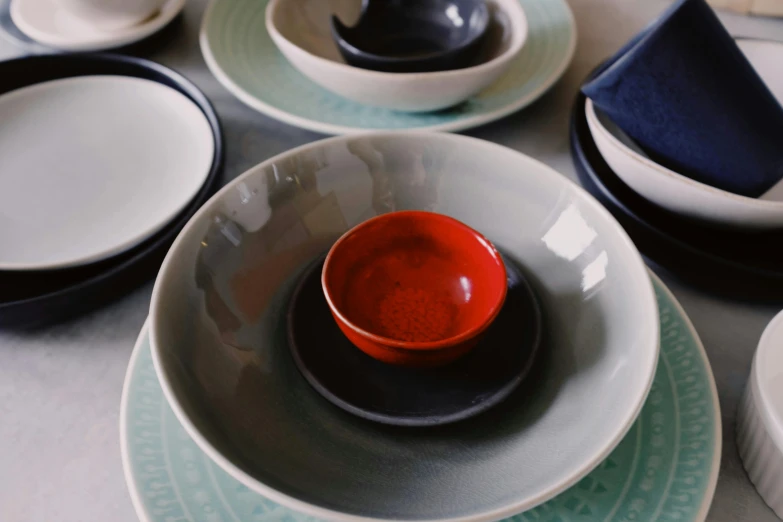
[582,0,783,198]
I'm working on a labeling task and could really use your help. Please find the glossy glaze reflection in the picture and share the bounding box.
[150,132,657,521]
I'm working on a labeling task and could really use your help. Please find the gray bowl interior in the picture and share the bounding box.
[151,133,657,520]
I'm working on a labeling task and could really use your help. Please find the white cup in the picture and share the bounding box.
[59,0,166,30]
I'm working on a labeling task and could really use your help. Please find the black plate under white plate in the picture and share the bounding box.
[0,53,223,328]
[571,88,783,300]
[287,252,543,427]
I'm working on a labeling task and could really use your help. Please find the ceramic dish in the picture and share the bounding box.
[149,131,658,521]
[0,0,47,51]
[10,0,184,52]
[737,309,783,519]
[200,0,575,133]
[586,39,783,229]
[289,252,541,426]
[571,89,783,300]
[59,0,165,31]
[321,211,508,367]
[0,75,214,270]
[331,0,490,73]
[582,0,783,199]
[0,53,223,329]
[125,273,720,522]
[267,0,525,112]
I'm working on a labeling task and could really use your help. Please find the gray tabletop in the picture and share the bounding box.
[1,1,782,521]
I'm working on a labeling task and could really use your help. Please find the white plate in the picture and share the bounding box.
[9,0,184,52]
[0,75,214,270]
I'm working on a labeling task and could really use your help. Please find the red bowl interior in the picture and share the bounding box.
[322,211,507,348]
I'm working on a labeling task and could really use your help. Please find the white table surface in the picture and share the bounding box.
[1,1,782,521]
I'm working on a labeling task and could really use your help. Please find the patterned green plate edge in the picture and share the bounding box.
[120,271,721,522]
[198,0,576,135]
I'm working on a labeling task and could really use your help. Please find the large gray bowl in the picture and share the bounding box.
[150,131,658,522]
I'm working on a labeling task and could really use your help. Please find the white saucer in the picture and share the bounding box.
[0,75,214,270]
[10,0,185,52]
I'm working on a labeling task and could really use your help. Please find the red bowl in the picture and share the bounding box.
[321,211,507,367]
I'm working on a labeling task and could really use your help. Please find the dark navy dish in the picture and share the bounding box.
[571,88,783,301]
[331,0,490,73]
[582,0,783,199]
[287,251,542,427]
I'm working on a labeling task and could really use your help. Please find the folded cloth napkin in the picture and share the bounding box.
[582,0,783,198]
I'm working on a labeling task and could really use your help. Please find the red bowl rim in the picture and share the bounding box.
[321,210,508,351]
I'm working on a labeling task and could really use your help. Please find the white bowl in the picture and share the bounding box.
[149,131,658,522]
[265,0,528,112]
[586,39,783,229]
[737,309,783,519]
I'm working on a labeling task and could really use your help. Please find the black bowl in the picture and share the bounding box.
[331,0,490,73]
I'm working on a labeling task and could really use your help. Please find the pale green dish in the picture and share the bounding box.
[121,273,720,522]
[199,0,576,134]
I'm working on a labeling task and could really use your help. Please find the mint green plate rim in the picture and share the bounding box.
[120,271,721,522]
[199,0,576,135]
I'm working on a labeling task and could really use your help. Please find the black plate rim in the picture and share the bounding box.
[0,52,224,328]
[287,254,543,427]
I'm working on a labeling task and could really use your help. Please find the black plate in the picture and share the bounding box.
[571,87,783,300]
[0,53,224,329]
[287,252,543,427]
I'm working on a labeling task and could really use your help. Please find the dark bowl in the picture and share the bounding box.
[330,0,490,73]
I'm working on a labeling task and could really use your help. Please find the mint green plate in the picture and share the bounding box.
[121,273,720,522]
[199,0,576,135]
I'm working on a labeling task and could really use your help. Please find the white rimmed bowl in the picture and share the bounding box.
[265,0,528,112]
[149,131,659,522]
[585,39,783,229]
[737,308,783,519]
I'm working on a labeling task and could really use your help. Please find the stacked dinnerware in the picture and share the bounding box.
[120,131,723,522]
[0,53,223,328]
[4,0,185,51]
[572,0,783,299]
[200,0,577,134]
